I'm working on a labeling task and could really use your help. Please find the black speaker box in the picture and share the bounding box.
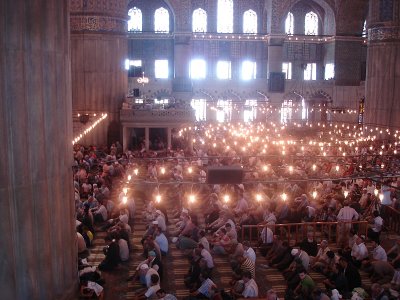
[133,88,140,97]
[268,72,285,93]
[206,166,244,184]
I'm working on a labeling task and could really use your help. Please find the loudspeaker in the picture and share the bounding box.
[133,88,140,97]
[268,72,285,93]
[206,166,244,184]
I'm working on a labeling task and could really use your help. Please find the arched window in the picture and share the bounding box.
[154,7,169,33]
[362,20,367,37]
[217,0,233,33]
[285,12,294,34]
[193,8,207,32]
[128,7,142,32]
[243,9,257,34]
[305,11,318,35]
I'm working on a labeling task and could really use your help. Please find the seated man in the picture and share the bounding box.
[156,289,177,300]
[80,280,104,300]
[311,240,330,272]
[189,272,218,299]
[294,270,315,300]
[367,211,383,241]
[231,271,258,299]
[299,232,318,257]
[351,235,368,268]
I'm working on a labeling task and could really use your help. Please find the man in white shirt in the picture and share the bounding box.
[337,201,359,221]
[368,211,383,241]
[199,244,214,269]
[371,239,387,262]
[311,240,330,270]
[241,271,258,298]
[337,201,359,247]
[92,201,108,222]
[155,210,166,232]
[243,241,256,264]
[154,228,168,255]
[351,236,368,267]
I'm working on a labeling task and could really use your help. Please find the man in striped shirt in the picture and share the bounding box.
[235,255,255,280]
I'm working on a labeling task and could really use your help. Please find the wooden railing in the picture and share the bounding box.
[241,220,368,247]
[381,205,400,232]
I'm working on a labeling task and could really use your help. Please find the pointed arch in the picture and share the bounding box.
[243,9,257,34]
[128,7,142,32]
[305,11,319,35]
[285,12,294,34]
[192,8,207,32]
[155,7,169,33]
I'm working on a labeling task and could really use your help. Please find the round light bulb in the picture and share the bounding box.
[344,190,349,198]
[281,193,287,201]
[127,175,132,181]
[156,194,161,203]
[188,167,193,174]
[123,187,128,195]
[223,195,230,203]
[379,193,384,202]
[256,194,262,202]
[312,191,317,199]
[374,189,379,197]
[134,169,139,176]
[122,196,127,204]
[189,195,196,203]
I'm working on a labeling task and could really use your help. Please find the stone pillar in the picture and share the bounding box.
[145,127,150,151]
[70,0,128,145]
[0,1,77,300]
[333,40,363,86]
[267,39,284,76]
[174,35,191,78]
[167,127,172,149]
[122,126,129,152]
[365,0,400,127]
[172,34,193,103]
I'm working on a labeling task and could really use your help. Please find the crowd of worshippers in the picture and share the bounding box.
[72,144,176,300]
[71,142,400,300]
[136,148,400,299]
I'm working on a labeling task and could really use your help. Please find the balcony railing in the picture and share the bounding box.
[241,220,368,247]
[120,108,195,124]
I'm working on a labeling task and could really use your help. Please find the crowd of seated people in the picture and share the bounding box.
[71,120,400,299]
[73,144,177,300]
[127,122,400,299]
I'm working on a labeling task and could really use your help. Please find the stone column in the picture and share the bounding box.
[70,0,128,145]
[122,126,129,152]
[365,0,400,127]
[267,38,284,76]
[333,40,363,86]
[167,127,172,150]
[0,1,77,300]
[172,34,193,102]
[145,127,150,151]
